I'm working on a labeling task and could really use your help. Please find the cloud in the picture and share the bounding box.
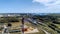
[31,0,60,13]
[32,0,60,7]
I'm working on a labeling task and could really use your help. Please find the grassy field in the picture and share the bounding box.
[0,19,59,34]
[0,20,22,34]
[24,21,58,34]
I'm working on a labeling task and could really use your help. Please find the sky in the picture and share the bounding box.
[0,0,60,13]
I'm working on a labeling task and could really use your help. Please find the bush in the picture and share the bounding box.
[0,17,19,23]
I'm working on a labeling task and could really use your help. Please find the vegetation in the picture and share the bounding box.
[0,13,60,34]
[0,17,20,23]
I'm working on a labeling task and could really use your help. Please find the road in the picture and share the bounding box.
[25,18,51,34]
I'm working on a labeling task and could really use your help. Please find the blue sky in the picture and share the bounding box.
[0,0,60,13]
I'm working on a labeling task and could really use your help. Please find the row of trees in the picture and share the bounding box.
[32,14,60,24]
[0,17,20,23]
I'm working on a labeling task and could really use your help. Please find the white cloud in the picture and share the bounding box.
[32,0,60,6]
[33,0,52,3]
[31,0,60,13]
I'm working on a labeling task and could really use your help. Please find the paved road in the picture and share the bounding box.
[25,18,51,34]
[41,29,50,34]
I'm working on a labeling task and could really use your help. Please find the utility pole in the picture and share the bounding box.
[21,17,24,34]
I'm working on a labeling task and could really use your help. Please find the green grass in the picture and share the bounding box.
[55,24,60,28]
[24,21,58,34]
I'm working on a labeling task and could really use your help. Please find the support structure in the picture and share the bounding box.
[21,17,24,34]
[2,25,10,34]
